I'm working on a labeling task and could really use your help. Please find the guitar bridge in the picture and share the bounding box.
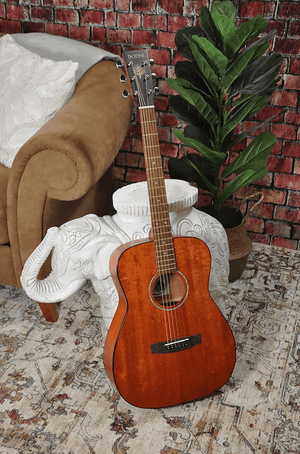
[150,334,201,354]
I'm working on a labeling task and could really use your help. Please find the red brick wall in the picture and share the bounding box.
[1,0,299,249]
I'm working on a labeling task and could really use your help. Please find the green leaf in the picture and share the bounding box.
[187,38,221,95]
[166,78,218,128]
[222,96,269,139]
[211,0,238,22]
[187,158,219,195]
[221,132,276,180]
[191,35,229,77]
[199,6,223,51]
[224,15,268,59]
[232,54,283,96]
[215,167,268,206]
[175,25,206,60]
[211,13,235,40]
[175,130,226,165]
[223,41,270,91]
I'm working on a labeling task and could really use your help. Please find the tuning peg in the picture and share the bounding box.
[149,58,154,66]
[151,73,156,80]
[122,90,131,98]
[116,61,124,69]
[154,86,159,95]
[120,74,127,83]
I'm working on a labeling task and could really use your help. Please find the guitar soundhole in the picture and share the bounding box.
[149,271,188,311]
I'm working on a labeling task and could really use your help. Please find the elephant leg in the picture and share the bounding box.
[38,302,59,322]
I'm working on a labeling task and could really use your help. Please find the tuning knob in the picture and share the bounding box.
[154,86,159,95]
[122,90,131,98]
[116,61,124,69]
[120,74,126,83]
[149,58,154,66]
[151,73,157,80]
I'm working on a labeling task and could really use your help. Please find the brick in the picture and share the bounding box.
[74,0,89,7]
[247,232,270,244]
[115,151,126,167]
[0,4,4,18]
[116,0,130,10]
[290,58,300,74]
[132,0,156,12]
[107,28,131,44]
[0,19,22,33]
[159,142,179,157]
[292,225,300,239]
[69,25,90,40]
[168,15,193,32]
[261,189,287,205]
[151,63,167,79]
[288,191,300,207]
[274,38,300,56]
[240,1,265,18]
[126,168,147,183]
[7,4,29,20]
[275,174,300,191]
[113,166,126,181]
[270,141,283,155]
[264,2,276,18]
[272,123,297,140]
[132,30,156,47]
[158,0,183,14]
[289,20,300,37]
[286,110,300,125]
[31,6,53,21]
[118,13,140,29]
[105,11,116,27]
[247,202,274,219]
[154,95,169,111]
[92,26,105,42]
[45,23,68,35]
[81,10,103,25]
[90,0,113,7]
[56,9,78,24]
[183,0,208,15]
[265,221,291,237]
[270,237,297,250]
[53,0,73,5]
[157,31,176,48]
[283,142,299,157]
[284,75,300,90]
[256,106,284,122]
[295,160,300,175]
[267,156,293,173]
[143,14,167,31]
[245,217,264,233]
[159,112,181,128]
[148,48,171,65]
[278,2,300,19]
[23,22,45,33]
[126,152,141,167]
[158,125,172,142]
[275,206,300,223]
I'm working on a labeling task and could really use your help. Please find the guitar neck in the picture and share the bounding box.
[139,106,176,274]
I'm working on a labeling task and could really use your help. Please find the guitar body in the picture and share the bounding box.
[104,236,236,409]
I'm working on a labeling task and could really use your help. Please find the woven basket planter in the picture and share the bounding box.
[226,219,253,281]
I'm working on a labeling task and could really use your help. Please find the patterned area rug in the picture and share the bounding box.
[0,242,299,454]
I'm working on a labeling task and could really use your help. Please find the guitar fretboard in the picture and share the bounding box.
[139,106,177,274]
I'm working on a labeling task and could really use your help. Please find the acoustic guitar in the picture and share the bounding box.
[103,49,236,409]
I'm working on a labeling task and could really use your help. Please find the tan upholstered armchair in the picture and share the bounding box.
[0,32,132,322]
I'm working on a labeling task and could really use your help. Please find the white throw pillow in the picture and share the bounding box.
[0,34,79,168]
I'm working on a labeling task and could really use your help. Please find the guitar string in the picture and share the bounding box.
[141,106,181,344]
[135,74,174,344]
[141,107,174,343]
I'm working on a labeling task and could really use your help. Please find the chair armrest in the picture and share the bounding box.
[7,59,132,283]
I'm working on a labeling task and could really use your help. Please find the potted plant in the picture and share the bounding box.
[166,0,284,280]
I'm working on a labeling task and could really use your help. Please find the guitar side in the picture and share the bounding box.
[103,236,236,409]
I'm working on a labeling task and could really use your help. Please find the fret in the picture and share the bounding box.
[139,105,177,274]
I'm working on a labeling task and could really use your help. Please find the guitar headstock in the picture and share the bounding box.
[123,49,157,108]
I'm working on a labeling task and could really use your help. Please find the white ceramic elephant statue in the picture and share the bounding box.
[21,180,230,334]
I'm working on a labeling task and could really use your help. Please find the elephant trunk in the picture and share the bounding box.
[21,227,63,303]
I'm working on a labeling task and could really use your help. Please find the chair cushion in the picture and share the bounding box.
[0,34,79,168]
[0,163,9,244]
